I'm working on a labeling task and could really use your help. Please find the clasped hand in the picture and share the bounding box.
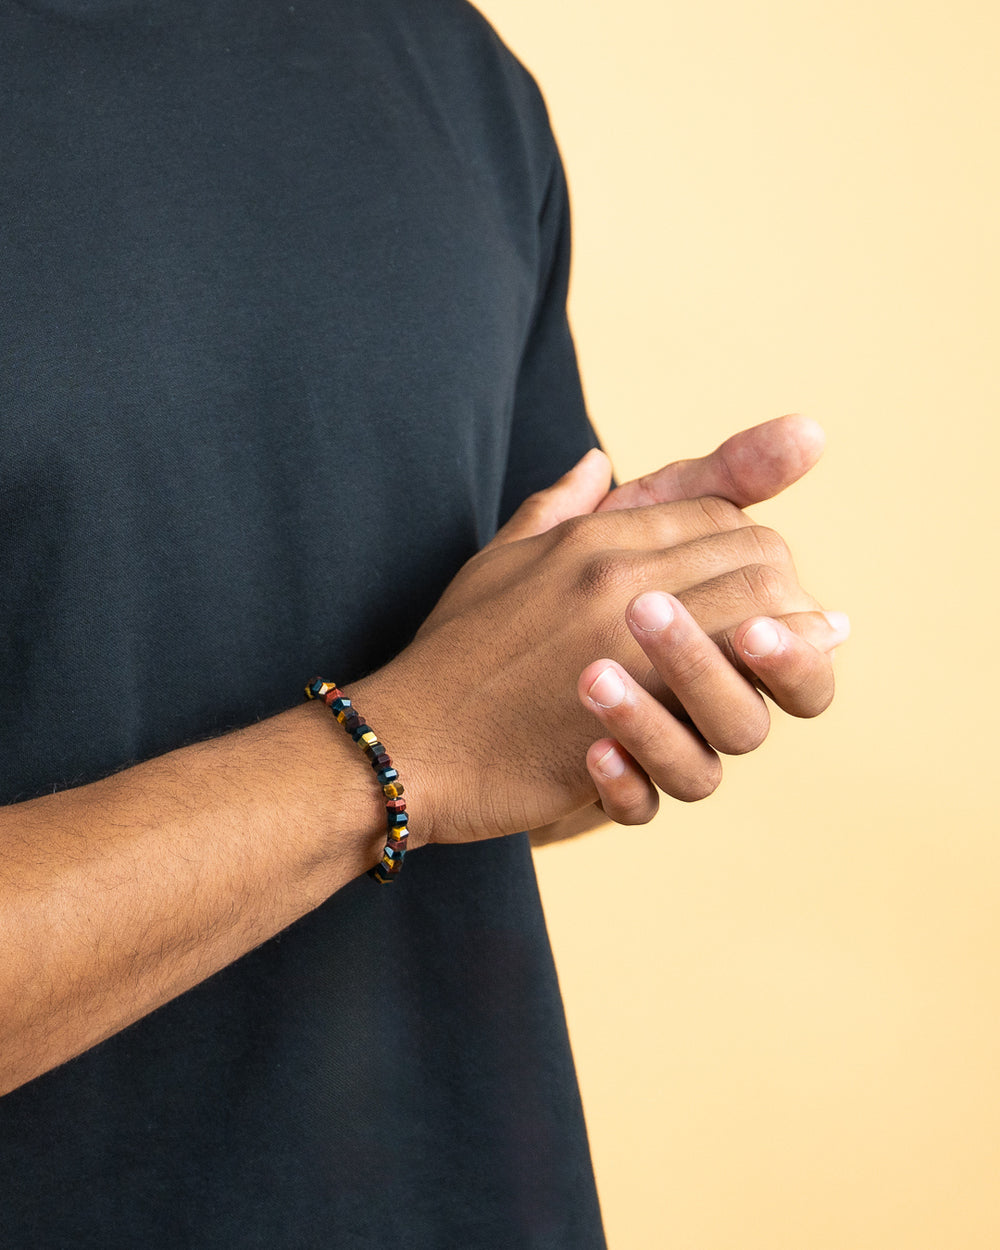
[359,416,848,846]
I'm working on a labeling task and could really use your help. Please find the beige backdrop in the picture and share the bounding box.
[475,1,1000,1247]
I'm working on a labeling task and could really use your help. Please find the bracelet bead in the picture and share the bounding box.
[304,677,410,884]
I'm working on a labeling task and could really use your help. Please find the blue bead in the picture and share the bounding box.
[376,767,399,786]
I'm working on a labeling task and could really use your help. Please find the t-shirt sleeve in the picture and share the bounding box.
[497,145,601,525]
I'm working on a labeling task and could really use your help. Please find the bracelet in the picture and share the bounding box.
[304,677,408,884]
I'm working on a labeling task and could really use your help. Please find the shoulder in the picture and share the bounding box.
[364,0,559,181]
[398,0,542,95]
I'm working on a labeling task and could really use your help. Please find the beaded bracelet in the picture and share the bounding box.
[304,678,408,884]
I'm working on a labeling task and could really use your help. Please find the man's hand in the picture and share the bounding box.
[359,421,847,846]
[489,414,848,843]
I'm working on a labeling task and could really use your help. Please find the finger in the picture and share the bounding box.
[555,495,758,566]
[733,616,837,718]
[627,592,771,756]
[773,609,851,655]
[678,564,822,638]
[490,448,612,547]
[597,414,825,513]
[579,660,723,802]
[586,739,660,826]
[641,522,797,598]
[643,608,848,722]
[638,568,823,714]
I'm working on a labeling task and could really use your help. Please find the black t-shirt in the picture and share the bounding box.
[0,1,606,1246]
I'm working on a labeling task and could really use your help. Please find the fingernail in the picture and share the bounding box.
[743,619,782,658]
[823,610,851,641]
[595,745,626,780]
[588,667,627,708]
[630,591,675,632]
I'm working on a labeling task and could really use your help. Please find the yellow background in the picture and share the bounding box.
[476,1,1000,1246]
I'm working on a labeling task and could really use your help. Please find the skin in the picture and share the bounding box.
[580,414,847,827]
[0,414,846,1095]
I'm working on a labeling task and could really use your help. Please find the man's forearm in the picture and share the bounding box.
[0,700,385,1097]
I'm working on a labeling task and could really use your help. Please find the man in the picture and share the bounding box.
[0,1,845,1245]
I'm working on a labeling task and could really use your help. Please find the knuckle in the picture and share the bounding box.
[747,524,790,568]
[738,562,787,611]
[575,550,632,601]
[695,494,745,533]
[610,789,659,827]
[631,473,663,508]
[796,669,836,719]
[523,490,553,521]
[677,757,723,802]
[665,642,717,689]
[715,706,771,756]
[549,513,590,549]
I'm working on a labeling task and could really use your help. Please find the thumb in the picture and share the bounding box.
[597,414,825,512]
[489,447,613,547]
